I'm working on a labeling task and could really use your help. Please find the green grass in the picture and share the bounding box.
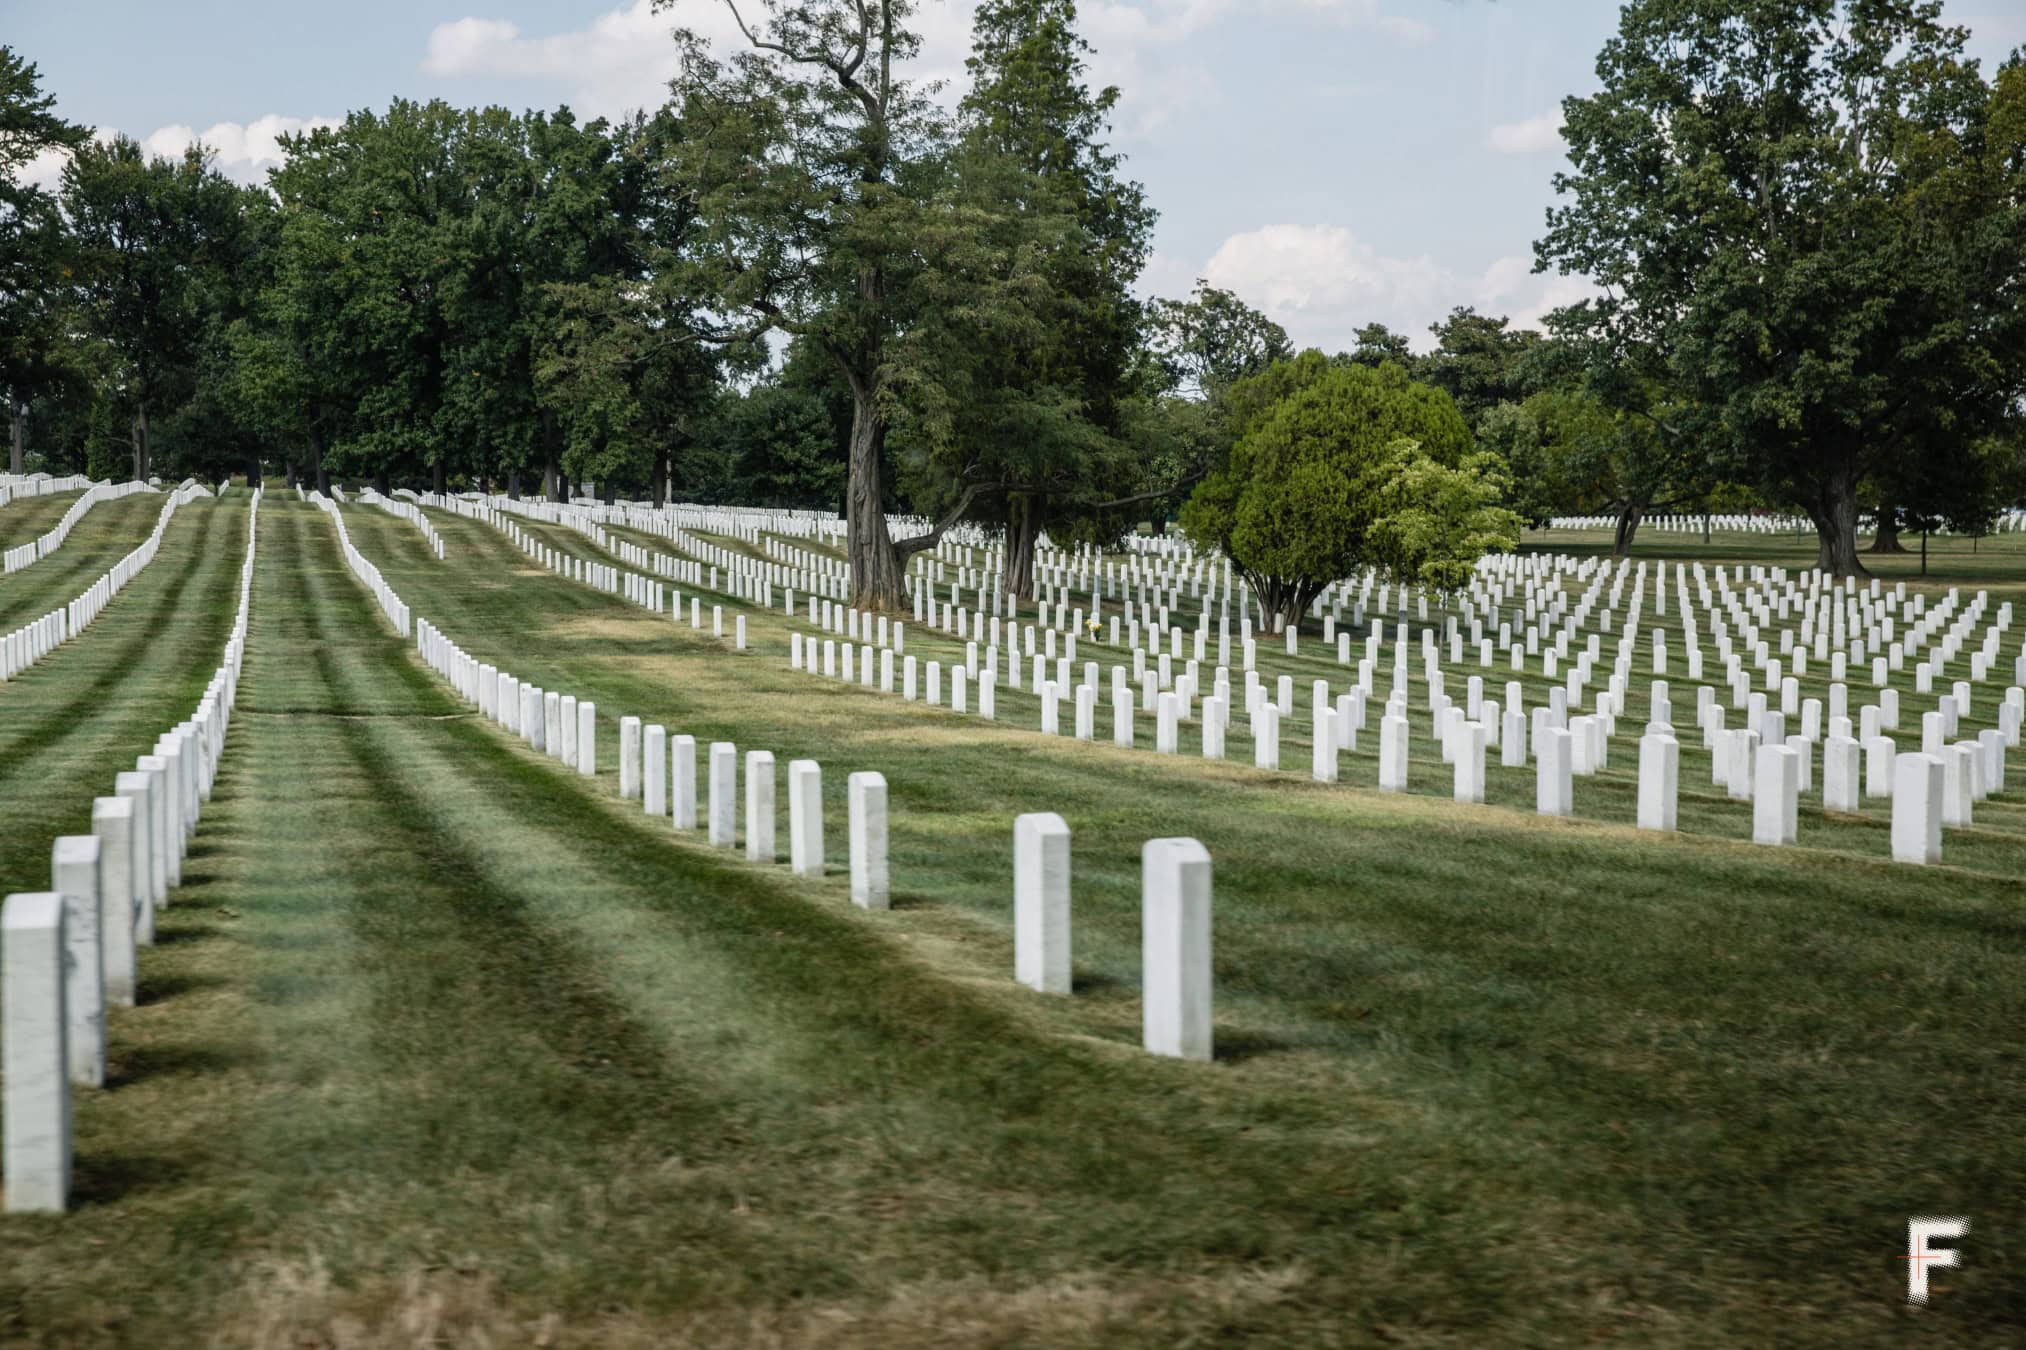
[0,496,2019,1345]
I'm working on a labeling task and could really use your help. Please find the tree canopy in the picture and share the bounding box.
[1536,0,2026,574]
[1180,352,1502,629]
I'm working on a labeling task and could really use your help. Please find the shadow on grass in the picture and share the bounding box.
[67,1150,193,1208]
[140,969,230,1003]
[1212,1028,1297,1064]
[1071,970,1128,995]
[105,1041,247,1088]
[146,922,224,949]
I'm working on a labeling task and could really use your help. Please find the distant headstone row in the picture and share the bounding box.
[0,473,95,512]
[3,482,211,684]
[2,478,156,575]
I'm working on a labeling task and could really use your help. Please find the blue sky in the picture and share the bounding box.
[13,0,2026,353]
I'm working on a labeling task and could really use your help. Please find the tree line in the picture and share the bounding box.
[3,0,2025,617]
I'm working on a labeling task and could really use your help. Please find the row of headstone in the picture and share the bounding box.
[3,488,261,1212]
[425,492,766,651]
[3,482,211,683]
[614,721,892,909]
[366,488,447,559]
[789,589,2017,869]
[392,527,892,911]
[0,472,95,511]
[421,495,2021,873]
[306,492,412,636]
[1,478,155,575]
[691,520,2023,863]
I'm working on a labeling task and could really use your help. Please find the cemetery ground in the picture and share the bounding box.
[0,496,2020,1346]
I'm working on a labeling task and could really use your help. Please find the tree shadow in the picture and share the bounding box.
[1071,970,1127,995]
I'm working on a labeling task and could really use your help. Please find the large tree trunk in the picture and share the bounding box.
[844,394,908,611]
[651,444,669,509]
[9,397,24,475]
[1611,502,1643,557]
[1004,494,1043,605]
[1870,502,1907,553]
[245,451,260,489]
[373,470,391,496]
[131,405,150,482]
[543,410,562,503]
[507,471,521,501]
[1811,468,1866,577]
[432,460,447,496]
[309,415,329,496]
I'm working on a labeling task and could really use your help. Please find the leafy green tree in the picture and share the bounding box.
[665,0,1054,608]
[159,182,278,486]
[1369,449,1522,597]
[1343,322,1416,372]
[940,0,1158,600]
[62,135,251,481]
[1538,0,2026,575]
[1179,351,1472,630]
[1,47,89,474]
[704,378,848,507]
[1418,306,1539,434]
[1145,280,1290,403]
[1472,400,1565,529]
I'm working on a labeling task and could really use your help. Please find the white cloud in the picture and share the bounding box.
[12,117,338,192]
[1487,107,1563,154]
[418,0,1432,137]
[141,115,341,184]
[1186,222,1598,353]
[18,144,77,194]
[419,2,707,119]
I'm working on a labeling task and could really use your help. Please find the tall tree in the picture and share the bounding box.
[63,136,248,481]
[941,0,1157,600]
[0,47,89,474]
[1344,322,1415,371]
[1537,0,2026,575]
[665,0,1010,609]
[1145,280,1290,403]
[535,108,720,506]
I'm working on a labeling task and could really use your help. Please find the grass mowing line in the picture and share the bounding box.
[294,493,1640,1343]
[7,496,2021,1343]
[350,495,2026,1335]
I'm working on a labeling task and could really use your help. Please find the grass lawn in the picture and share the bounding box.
[0,494,2017,1346]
